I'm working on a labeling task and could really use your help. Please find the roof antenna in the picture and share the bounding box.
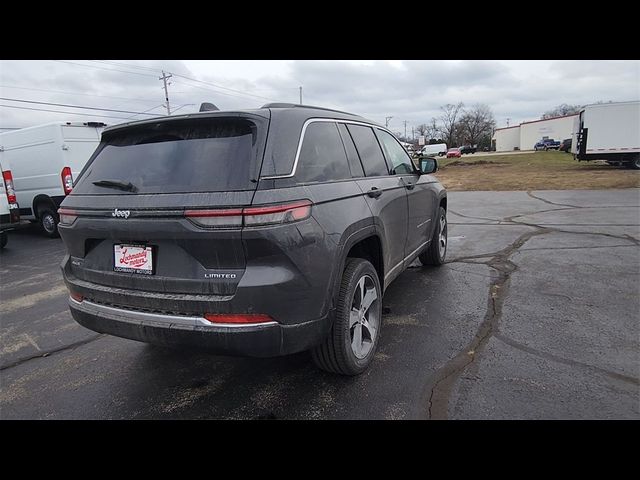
[199,102,219,112]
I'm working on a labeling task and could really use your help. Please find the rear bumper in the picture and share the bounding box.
[69,297,330,357]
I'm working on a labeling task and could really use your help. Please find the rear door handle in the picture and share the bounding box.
[367,187,382,198]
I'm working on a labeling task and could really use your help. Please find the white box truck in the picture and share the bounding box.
[572,100,640,169]
[0,122,105,237]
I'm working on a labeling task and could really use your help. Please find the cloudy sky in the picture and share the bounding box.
[1,60,638,136]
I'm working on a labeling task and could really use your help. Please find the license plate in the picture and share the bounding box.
[114,244,153,275]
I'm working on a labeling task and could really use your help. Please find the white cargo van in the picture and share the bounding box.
[419,143,448,157]
[0,122,105,236]
[0,158,20,249]
[572,100,640,169]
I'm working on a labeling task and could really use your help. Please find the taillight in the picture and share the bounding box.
[243,200,312,226]
[184,208,243,228]
[58,208,78,225]
[2,170,17,203]
[185,200,312,228]
[61,166,73,195]
[203,313,274,324]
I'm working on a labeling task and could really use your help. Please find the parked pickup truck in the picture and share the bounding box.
[458,145,477,154]
[534,138,561,151]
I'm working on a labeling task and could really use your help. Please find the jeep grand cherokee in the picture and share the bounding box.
[58,103,447,375]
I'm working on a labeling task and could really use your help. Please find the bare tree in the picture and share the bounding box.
[541,103,582,119]
[426,117,440,142]
[415,124,428,138]
[439,102,464,147]
[458,104,496,147]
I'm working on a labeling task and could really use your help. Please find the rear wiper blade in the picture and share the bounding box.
[92,179,137,192]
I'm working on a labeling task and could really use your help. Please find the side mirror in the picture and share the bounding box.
[420,157,438,174]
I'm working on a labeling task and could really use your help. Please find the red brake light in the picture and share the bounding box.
[2,170,17,203]
[61,166,73,195]
[58,208,78,225]
[185,200,312,228]
[203,313,274,324]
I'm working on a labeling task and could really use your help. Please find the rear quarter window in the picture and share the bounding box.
[294,122,351,183]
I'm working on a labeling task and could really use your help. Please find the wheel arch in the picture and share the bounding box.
[32,194,57,219]
[329,226,385,322]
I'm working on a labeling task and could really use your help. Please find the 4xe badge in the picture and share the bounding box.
[112,208,130,219]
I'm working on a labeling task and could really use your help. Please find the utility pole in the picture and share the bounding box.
[159,70,172,115]
[299,86,303,105]
[506,117,510,127]
[403,120,407,140]
[385,116,393,128]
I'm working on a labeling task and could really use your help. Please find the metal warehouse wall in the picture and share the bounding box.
[519,115,578,151]
[493,126,521,151]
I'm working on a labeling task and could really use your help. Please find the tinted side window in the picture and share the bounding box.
[295,122,351,183]
[337,123,364,178]
[376,129,415,175]
[346,125,389,177]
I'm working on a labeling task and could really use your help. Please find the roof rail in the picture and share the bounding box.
[261,103,362,117]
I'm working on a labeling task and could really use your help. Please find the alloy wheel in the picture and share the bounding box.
[438,214,447,258]
[349,275,379,359]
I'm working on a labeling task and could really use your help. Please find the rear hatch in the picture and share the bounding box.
[59,112,269,297]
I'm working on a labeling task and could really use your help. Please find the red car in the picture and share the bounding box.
[446,148,461,158]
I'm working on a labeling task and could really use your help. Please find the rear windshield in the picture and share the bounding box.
[73,117,259,194]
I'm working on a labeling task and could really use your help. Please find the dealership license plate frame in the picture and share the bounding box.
[114,243,154,275]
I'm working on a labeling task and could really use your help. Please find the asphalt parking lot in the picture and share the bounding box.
[1,189,638,419]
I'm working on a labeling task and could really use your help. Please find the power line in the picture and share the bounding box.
[86,60,163,73]
[90,60,283,97]
[170,79,271,103]
[168,104,196,115]
[0,104,132,120]
[170,73,277,102]
[56,60,282,104]
[0,84,162,104]
[53,60,159,78]
[1,102,195,123]
[123,104,166,119]
[0,97,167,116]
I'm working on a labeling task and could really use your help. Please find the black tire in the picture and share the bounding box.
[38,206,60,238]
[311,258,382,375]
[0,231,7,249]
[419,206,447,266]
[630,155,640,170]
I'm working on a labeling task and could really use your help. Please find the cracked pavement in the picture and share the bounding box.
[1,189,639,419]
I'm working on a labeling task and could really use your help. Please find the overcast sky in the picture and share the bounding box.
[1,60,638,136]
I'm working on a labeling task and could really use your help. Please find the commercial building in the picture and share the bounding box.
[493,114,578,151]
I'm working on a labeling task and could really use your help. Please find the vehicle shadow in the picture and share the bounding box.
[118,339,358,419]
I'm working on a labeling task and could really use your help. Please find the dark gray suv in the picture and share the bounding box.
[58,104,447,375]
